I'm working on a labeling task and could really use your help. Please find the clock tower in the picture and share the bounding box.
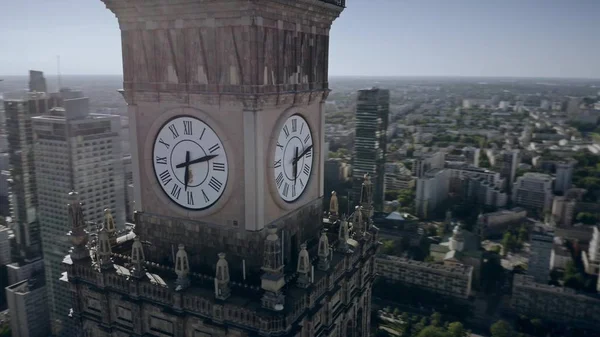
[66,1,379,337]
[108,0,340,271]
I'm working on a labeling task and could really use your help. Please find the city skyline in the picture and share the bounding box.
[0,0,599,79]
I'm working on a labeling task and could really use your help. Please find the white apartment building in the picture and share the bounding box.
[385,162,414,191]
[412,151,445,178]
[415,169,449,219]
[32,90,124,334]
[554,161,575,193]
[512,173,554,215]
[551,243,572,271]
[583,226,600,275]
[477,207,527,238]
[528,231,553,283]
[551,196,576,227]
[376,255,473,299]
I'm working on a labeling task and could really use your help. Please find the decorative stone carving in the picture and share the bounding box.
[318,230,330,271]
[175,244,190,290]
[296,243,312,288]
[214,253,231,300]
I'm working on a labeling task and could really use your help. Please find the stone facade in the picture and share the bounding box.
[512,274,600,332]
[65,1,379,337]
[376,255,473,299]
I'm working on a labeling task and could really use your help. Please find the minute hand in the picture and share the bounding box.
[293,145,313,164]
[175,154,218,168]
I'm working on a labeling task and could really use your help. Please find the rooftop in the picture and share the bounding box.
[376,254,473,274]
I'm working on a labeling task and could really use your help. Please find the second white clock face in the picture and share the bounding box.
[273,114,314,202]
[152,116,228,210]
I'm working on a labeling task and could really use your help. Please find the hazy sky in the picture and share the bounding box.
[1,0,599,78]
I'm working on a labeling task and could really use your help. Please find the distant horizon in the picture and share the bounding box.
[2,73,600,81]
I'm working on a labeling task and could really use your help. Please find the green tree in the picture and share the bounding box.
[563,260,584,289]
[381,240,396,255]
[490,320,514,337]
[417,326,450,337]
[518,225,528,243]
[501,232,517,255]
[393,308,401,317]
[530,318,544,336]
[430,312,442,327]
[447,322,467,337]
[576,212,599,225]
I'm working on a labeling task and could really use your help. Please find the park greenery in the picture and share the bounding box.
[385,189,417,214]
[500,225,528,256]
[571,150,600,202]
[374,310,469,337]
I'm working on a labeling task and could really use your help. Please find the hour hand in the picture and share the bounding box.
[184,151,190,191]
[175,154,218,168]
[293,145,313,164]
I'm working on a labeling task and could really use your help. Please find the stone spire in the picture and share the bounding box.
[67,191,88,260]
[318,230,331,271]
[353,205,364,234]
[338,217,350,252]
[97,226,113,270]
[103,208,116,244]
[329,191,339,216]
[175,244,190,290]
[296,243,312,288]
[214,253,231,300]
[261,225,285,311]
[130,236,145,278]
[360,173,374,231]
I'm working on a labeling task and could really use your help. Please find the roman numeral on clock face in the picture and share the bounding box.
[187,191,194,205]
[283,125,290,138]
[292,119,297,132]
[171,184,181,199]
[209,144,220,153]
[168,124,179,139]
[183,120,192,135]
[159,138,170,149]
[283,183,289,197]
[213,162,225,171]
[208,177,223,192]
[276,172,284,188]
[159,170,172,186]
[303,164,310,175]
[155,156,167,165]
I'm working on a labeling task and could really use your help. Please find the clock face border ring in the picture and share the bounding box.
[143,107,236,218]
[267,107,318,211]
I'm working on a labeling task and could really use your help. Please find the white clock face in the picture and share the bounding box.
[152,116,228,210]
[273,114,314,202]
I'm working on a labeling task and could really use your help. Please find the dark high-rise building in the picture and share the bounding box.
[352,88,390,211]
[65,1,378,337]
[4,85,52,261]
[28,70,47,94]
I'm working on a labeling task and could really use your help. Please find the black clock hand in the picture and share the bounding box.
[293,147,298,185]
[293,144,313,164]
[175,154,218,168]
[184,151,190,191]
